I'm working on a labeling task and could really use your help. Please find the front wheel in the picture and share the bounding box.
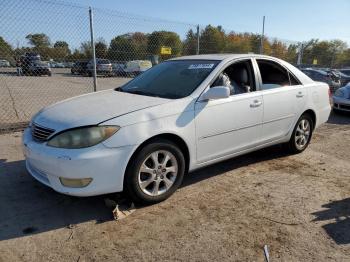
[125,139,185,204]
[287,114,313,154]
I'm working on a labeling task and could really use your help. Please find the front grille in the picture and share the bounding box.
[31,123,55,142]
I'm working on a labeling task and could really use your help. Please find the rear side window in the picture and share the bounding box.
[289,72,300,85]
[257,60,297,90]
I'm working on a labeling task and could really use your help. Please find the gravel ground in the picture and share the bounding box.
[0,68,131,127]
[0,112,349,262]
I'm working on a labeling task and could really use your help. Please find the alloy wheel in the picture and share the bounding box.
[295,119,311,150]
[137,150,178,196]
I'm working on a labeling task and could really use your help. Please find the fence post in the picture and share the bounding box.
[260,16,265,54]
[297,43,304,65]
[89,7,97,92]
[196,25,200,55]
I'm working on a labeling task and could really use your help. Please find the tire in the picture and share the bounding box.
[125,139,185,204]
[286,114,313,154]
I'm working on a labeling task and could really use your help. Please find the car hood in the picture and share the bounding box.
[33,90,171,131]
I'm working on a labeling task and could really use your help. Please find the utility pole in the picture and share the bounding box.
[260,16,265,54]
[196,25,200,55]
[297,43,304,66]
[89,7,97,92]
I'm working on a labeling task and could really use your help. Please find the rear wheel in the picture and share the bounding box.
[125,139,185,204]
[287,114,313,154]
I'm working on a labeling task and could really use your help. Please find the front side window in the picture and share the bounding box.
[257,60,294,90]
[118,60,219,99]
[211,60,256,95]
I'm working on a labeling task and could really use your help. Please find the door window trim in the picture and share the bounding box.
[196,57,259,102]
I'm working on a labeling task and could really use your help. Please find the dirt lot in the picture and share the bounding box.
[0,68,131,127]
[0,112,350,262]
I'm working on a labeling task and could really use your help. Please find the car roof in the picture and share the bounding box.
[169,53,278,61]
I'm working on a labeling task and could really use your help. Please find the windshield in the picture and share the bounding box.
[118,60,219,99]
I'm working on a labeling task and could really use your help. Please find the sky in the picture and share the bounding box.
[70,0,350,43]
[1,0,350,49]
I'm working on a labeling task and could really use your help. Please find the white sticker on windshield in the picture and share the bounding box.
[188,64,214,70]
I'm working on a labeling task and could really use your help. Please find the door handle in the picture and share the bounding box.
[250,100,262,108]
[296,92,304,98]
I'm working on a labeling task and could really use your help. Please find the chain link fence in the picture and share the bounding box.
[1,0,350,130]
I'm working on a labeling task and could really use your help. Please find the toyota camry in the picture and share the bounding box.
[23,54,331,204]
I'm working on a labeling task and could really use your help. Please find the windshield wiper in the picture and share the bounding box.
[124,90,160,97]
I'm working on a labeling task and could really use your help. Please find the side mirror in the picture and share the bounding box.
[200,86,230,101]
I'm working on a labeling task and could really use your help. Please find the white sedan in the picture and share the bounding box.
[23,54,331,204]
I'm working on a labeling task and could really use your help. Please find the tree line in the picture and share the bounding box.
[1,25,349,68]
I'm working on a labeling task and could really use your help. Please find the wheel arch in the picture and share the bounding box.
[302,109,317,130]
[124,133,191,184]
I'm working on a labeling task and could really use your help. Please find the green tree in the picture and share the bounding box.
[199,25,226,54]
[270,40,288,59]
[147,31,182,59]
[95,38,108,58]
[0,36,13,62]
[25,33,50,48]
[25,33,51,59]
[108,35,136,62]
[183,29,198,55]
[52,41,71,61]
[225,32,252,53]
[285,44,298,64]
[67,49,86,61]
[131,32,148,59]
[80,41,92,59]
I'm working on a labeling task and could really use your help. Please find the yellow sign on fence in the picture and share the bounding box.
[160,46,172,55]
[313,59,318,65]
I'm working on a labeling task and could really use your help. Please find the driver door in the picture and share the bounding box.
[194,59,263,163]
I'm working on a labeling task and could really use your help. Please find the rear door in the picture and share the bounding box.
[254,59,307,142]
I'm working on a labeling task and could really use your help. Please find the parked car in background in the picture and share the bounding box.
[112,63,127,77]
[23,54,331,204]
[338,68,350,76]
[64,62,74,68]
[337,71,350,87]
[23,60,51,76]
[87,59,112,76]
[333,83,350,113]
[71,61,89,75]
[0,59,10,67]
[124,60,152,76]
[301,68,341,91]
[20,53,51,76]
[49,61,65,68]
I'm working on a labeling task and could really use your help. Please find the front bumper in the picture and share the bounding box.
[22,128,136,196]
[333,97,350,112]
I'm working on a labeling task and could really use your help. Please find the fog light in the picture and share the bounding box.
[59,177,92,188]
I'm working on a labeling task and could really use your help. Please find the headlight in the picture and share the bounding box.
[47,126,120,149]
[335,89,345,98]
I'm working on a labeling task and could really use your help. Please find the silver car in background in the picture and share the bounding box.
[333,84,350,113]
